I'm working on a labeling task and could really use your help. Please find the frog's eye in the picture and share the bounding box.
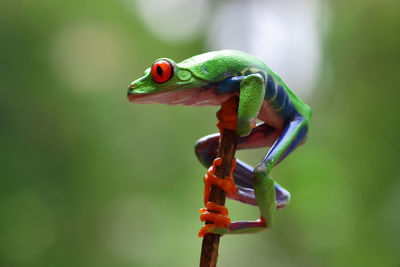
[151,60,173,83]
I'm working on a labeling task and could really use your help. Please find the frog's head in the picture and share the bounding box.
[127,58,205,104]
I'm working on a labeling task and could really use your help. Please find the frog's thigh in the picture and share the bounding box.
[194,122,278,168]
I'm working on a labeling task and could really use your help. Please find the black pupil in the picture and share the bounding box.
[156,65,163,76]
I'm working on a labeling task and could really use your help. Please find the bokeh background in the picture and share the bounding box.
[1,0,399,266]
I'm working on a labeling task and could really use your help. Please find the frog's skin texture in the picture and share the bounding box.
[128,50,311,235]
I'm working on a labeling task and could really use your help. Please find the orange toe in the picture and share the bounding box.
[198,202,231,237]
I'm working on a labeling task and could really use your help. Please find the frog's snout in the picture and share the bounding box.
[127,83,135,100]
[127,83,135,94]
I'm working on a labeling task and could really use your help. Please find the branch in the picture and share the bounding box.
[199,97,239,267]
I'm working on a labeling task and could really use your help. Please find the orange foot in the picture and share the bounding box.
[198,202,230,237]
[199,157,237,237]
[203,157,237,206]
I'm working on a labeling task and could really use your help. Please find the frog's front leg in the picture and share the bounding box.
[236,73,265,137]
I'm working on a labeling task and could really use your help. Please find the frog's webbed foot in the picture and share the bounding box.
[198,157,237,237]
[198,202,230,236]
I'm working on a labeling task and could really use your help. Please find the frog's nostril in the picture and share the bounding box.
[130,84,135,89]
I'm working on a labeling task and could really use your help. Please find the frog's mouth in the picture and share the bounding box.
[127,86,236,106]
[127,90,176,104]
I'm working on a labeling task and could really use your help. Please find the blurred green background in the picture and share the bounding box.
[1,0,399,266]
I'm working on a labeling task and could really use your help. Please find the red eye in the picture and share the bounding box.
[151,60,173,83]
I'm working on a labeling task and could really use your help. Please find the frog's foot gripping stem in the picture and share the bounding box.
[199,202,230,237]
[198,157,237,237]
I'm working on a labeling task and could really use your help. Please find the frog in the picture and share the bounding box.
[127,50,311,236]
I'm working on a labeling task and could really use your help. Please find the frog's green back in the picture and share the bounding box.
[178,50,267,82]
[178,50,311,124]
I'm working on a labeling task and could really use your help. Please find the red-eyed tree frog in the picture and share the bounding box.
[127,50,311,236]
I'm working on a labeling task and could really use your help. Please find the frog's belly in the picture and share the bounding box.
[130,87,238,107]
[130,88,286,130]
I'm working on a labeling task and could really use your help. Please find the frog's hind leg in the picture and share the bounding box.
[250,113,308,230]
[195,122,277,171]
[195,116,307,234]
[195,122,290,209]
[230,159,290,210]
